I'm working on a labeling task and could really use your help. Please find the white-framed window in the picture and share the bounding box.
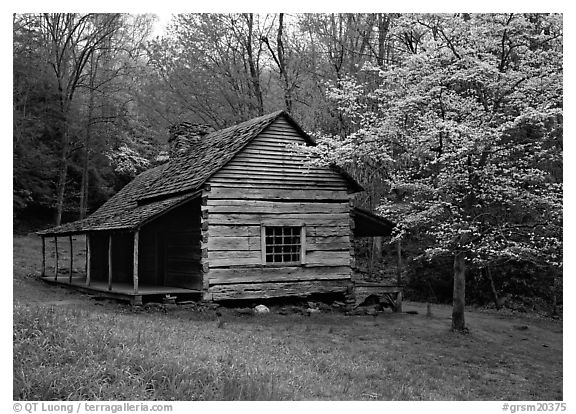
[261,225,306,265]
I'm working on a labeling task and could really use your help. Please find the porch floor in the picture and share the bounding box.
[40,274,201,304]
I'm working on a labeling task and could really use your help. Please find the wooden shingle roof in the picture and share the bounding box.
[37,165,200,236]
[39,111,362,236]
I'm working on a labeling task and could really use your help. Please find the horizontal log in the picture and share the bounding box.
[307,235,351,250]
[207,187,350,201]
[306,250,350,266]
[217,163,335,176]
[209,280,352,301]
[245,141,293,150]
[230,153,317,166]
[218,163,336,174]
[208,250,349,267]
[208,266,351,285]
[259,131,307,139]
[209,225,261,237]
[209,179,346,188]
[309,226,350,237]
[208,236,261,251]
[206,200,349,214]
[209,213,350,226]
[209,250,262,267]
[211,171,345,183]
[252,136,307,145]
[239,149,312,159]
[208,179,347,190]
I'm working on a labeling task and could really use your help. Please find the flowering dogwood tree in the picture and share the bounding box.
[302,13,562,331]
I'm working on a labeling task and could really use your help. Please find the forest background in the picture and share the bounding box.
[12,13,563,318]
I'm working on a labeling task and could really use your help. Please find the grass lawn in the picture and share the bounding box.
[13,234,563,400]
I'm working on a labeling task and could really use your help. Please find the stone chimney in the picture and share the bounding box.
[168,122,214,157]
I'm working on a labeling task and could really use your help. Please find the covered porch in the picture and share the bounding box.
[351,207,403,311]
[37,196,204,305]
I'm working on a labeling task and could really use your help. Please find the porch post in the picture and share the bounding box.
[108,234,113,291]
[133,230,139,294]
[86,234,91,286]
[41,236,46,277]
[69,235,73,284]
[54,237,58,281]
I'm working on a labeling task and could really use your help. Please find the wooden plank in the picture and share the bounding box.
[209,225,261,238]
[86,234,91,287]
[309,226,350,237]
[209,280,351,301]
[41,237,45,277]
[69,235,73,284]
[108,234,113,291]
[230,154,317,165]
[208,236,262,251]
[209,175,345,186]
[250,137,307,146]
[206,201,348,215]
[233,151,310,162]
[306,235,351,251]
[209,250,262,267]
[215,163,337,175]
[209,213,350,226]
[242,141,294,150]
[208,266,351,285]
[209,248,261,259]
[211,171,346,183]
[305,250,350,266]
[133,230,139,294]
[239,145,308,154]
[54,237,58,281]
[208,179,346,190]
[208,187,350,201]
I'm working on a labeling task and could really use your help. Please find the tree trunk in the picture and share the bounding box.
[276,13,292,113]
[245,13,264,116]
[452,252,466,331]
[376,14,390,66]
[54,132,69,226]
[486,266,502,310]
[79,53,96,220]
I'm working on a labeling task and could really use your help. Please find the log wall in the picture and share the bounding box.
[204,117,354,300]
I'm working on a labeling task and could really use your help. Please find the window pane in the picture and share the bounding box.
[264,226,302,264]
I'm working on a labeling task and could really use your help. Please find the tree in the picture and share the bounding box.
[146,13,270,128]
[299,13,562,331]
[40,13,122,225]
[14,14,158,224]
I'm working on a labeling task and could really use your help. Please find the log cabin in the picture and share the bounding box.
[38,111,397,305]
